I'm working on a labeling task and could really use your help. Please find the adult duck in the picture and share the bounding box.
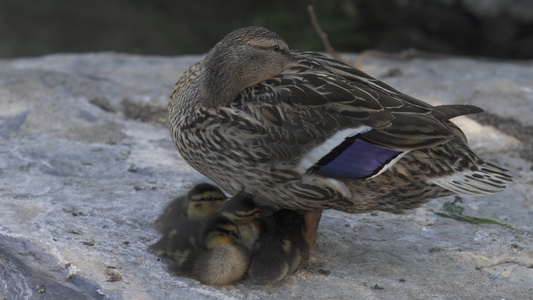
[168,26,512,244]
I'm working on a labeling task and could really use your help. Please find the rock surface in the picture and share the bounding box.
[0,53,532,299]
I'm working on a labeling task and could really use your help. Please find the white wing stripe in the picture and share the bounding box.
[296,126,371,174]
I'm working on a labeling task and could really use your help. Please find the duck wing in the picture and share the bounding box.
[249,51,483,150]
[237,51,486,180]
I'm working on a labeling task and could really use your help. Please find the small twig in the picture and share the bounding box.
[432,208,516,231]
[308,5,459,68]
[307,5,354,67]
[432,198,517,231]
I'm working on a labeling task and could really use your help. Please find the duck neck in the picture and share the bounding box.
[198,48,247,108]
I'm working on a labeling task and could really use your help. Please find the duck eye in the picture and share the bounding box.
[273,45,280,52]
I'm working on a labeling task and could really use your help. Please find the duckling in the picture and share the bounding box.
[219,192,261,251]
[150,215,250,285]
[154,183,226,231]
[189,215,251,285]
[168,26,512,245]
[148,216,196,259]
[248,209,309,284]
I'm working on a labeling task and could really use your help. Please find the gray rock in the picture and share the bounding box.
[0,53,532,299]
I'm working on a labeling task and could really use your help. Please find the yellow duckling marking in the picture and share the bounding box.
[219,193,261,251]
[281,239,292,255]
[169,248,191,266]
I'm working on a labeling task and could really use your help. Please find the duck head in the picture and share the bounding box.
[198,26,291,107]
[202,216,241,249]
[186,183,227,219]
[219,192,260,225]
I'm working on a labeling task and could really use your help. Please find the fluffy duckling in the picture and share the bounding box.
[248,209,309,284]
[150,215,250,285]
[189,216,251,285]
[154,183,226,231]
[219,192,261,251]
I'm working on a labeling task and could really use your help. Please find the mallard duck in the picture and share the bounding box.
[168,26,512,243]
[248,209,308,284]
[149,215,250,285]
[219,192,261,251]
[154,183,226,231]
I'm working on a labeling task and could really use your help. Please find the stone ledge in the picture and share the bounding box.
[0,53,532,299]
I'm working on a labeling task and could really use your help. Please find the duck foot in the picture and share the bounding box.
[303,210,323,247]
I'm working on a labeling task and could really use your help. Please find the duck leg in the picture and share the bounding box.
[303,210,323,247]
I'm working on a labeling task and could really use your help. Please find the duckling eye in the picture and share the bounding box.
[273,45,281,52]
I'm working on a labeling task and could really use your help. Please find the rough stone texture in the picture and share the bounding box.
[0,53,532,299]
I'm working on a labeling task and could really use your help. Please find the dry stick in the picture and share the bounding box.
[307,5,355,67]
[308,5,454,68]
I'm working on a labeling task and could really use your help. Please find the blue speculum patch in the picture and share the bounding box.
[312,137,402,179]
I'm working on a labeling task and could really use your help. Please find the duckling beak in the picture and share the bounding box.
[303,210,323,248]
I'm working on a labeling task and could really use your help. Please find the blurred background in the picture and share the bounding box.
[1,0,532,59]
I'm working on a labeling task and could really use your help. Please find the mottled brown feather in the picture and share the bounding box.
[168,26,512,213]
